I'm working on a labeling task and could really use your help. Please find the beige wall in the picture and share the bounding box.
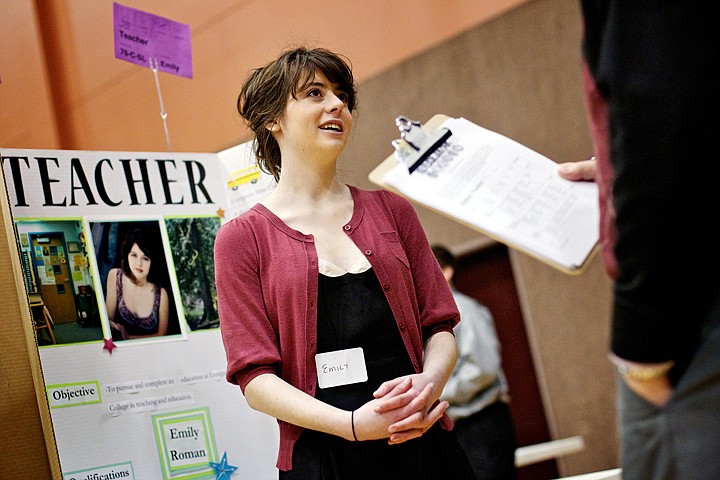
[0,0,60,147]
[0,0,617,477]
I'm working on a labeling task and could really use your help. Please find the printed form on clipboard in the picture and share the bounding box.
[374,115,600,274]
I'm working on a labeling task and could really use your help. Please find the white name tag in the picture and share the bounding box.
[315,347,368,389]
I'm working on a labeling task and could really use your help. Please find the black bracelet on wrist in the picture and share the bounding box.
[351,410,358,441]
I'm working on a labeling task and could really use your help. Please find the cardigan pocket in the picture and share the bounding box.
[380,231,410,269]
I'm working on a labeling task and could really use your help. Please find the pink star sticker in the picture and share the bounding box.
[103,338,117,354]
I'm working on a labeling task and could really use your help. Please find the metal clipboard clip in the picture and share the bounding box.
[391,116,452,173]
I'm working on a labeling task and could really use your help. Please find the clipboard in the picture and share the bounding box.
[369,114,599,275]
[369,114,451,185]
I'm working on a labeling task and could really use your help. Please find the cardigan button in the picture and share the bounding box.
[343,224,351,231]
[364,250,372,256]
[382,283,390,290]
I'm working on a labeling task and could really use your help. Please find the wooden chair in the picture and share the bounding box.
[28,293,56,345]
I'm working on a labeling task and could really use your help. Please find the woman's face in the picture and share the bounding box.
[127,243,151,282]
[275,70,353,160]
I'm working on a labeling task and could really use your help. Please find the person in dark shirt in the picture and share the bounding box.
[567,3,720,478]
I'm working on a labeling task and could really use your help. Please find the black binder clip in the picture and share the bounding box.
[392,116,452,173]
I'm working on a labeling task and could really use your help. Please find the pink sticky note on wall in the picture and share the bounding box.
[113,2,193,78]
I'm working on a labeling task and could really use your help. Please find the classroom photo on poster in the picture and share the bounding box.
[89,219,186,343]
[14,219,103,346]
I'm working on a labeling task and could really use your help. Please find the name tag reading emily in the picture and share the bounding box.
[315,347,368,389]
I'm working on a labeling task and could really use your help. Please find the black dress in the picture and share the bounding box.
[280,265,475,480]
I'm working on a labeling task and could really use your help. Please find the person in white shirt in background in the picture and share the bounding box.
[433,245,517,480]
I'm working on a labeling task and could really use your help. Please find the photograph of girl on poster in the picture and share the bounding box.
[91,220,182,341]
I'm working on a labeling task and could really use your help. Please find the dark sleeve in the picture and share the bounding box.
[587,2,720,364]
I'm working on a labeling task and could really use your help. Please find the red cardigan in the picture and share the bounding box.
[214,186,459,470]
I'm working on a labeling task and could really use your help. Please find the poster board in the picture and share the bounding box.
[369,114,599,274]
[1,144,280,480]
[0,169,60,478]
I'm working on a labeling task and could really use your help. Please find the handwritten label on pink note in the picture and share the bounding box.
[113,2,193,78]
